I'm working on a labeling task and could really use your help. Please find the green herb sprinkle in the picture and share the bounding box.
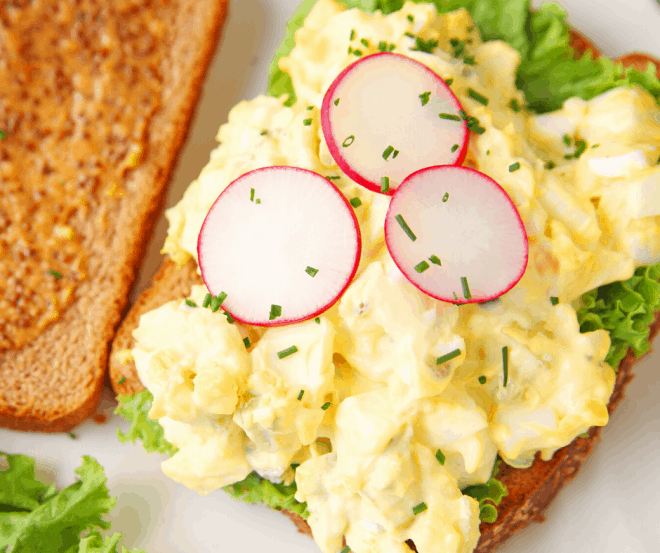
[429,255,441,266]
[48,269,62,279]
[269,304,282,320]
[350,197,362,208]
[118,377,126,385]
[439,113,461,121]
[435,449,446,465]
[185,299,196,307]
[343,135,355,147]
[395,214,416,241]
[461,276,472,299]
[202,293,212,308]
[243,337,251,349]
[277,345,298,359]
[303,118,312,126]
[381,176,390,193]
[415,260,430,273]
[550,296,559,306]
[305,266,319,277]
[509,162,521,172]
[321,402,331,410]
[297,389,304,401]
[502,346,509,387]
[468,88,489,106]
[478,375,487,384]
[436,349,461,365]
[451,144,459,152]
[383,145,394,160]
[413,502,428,515]
[419,91,431,106]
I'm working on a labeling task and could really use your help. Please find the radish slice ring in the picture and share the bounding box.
[385,166,528,303]
[321,53,468,195]
[197,167,361,326]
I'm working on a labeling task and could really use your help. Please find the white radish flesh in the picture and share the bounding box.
[385,166,528,303]
[197,167,361,326]
[321,53,468,195]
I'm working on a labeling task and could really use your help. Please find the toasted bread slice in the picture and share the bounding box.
[108,31,660,553]
[0,0,228,432]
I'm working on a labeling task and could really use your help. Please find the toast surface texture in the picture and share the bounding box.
[0,0,228,432]
[108,29,660,553]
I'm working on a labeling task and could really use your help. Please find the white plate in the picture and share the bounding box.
[2,1,659,552]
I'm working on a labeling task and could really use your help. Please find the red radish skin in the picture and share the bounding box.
[385,165,528,304]
[197,167,362,326]
[321,53,468,196]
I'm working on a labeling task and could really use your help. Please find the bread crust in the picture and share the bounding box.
[0,0,228,432]
[108,28,660,553]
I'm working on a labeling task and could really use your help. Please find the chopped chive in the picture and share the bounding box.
[436,349,461,365]
[550,296,559,306]
[429,255,441,266]
[461,276,472,299]
[69,433,76,439]
[260,130,268,136]
[509,162,521,172]
[419,91,431,106]
[463,56,475,65]
[297,389,304,401]
[383,145,394,160]
[439,113,461,121]
[545,161,556,170]
[407,14,414,22]
[256,199,261,204]
[334,98,340,106]
[592,144,600,148]
[392,149,399,158]
[415,260,430,273]
[350,29,355,40]
[579,431,590,438]
[458,110,468,120]
[118,377,127,385]
[353,49,363,56]
[574,140,587,159]
[291,463,300,470]
[348,46,353,54]
[451,144,459,153]
[467,88,489,106]
[350,197,362,208]
[380,176,390,193]
[413,502,428,515]
[470,125,486,135]
[360,38,369,47]
[202,293,212,308]
[563,134,572,146]
[315,317,320,324]
[487,150,490,155]
[388,44,396,51]
[0,130,7,141]
[395,214,416,241]
[303,118,313,126]
[509,98,520,112]
[243,336,251,349]
[223,311,234,323]
[321,402,331,410]
[277,345,298,359]
[442,192,449,202]
[445,78,454,86]
[306,105,314,110]
[502,346,509,387]
[326,176,340,180]
[341,547,351,553]
[185,299,196,307]
[478,375,487,384]
[404,32,415,38]
[342,135,355,147]
[48,269,63,279]
[305,266,319,277]
[269,304,282,320]
[412,37,438,53]
[564,154,573,160]
[435,449,446,465]
[210,292,227,313]
[378,41,387,52]
[453,291,459,301]
[250,188,255,201]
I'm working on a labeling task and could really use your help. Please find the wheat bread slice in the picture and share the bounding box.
[0,0,228,432]
[108,32,660,553]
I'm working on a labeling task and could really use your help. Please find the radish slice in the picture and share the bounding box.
[197,167,361,326]
[321,53,468,195]
[385,166,528,304]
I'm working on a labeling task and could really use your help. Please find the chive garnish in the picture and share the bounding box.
[436,349,461,365]
[487,150,490,155]
[564,154,573,160]
[341,547,351,553]
[467,88,489,106]
[223,311,234,323]
[277,345,298,359]
[413,502,428,515]
[419,91,431,106]
[315,317,320,324]
[404,32,415,38]
[550,296,559,305]
[509,162,521,172]
[439,113,461,121]
[353,49,363,56]
[303,118,312,126]
[334,98,340,106]
[48,269,62,279]
[326,176,340,180]
[429,255,441,266]
[458,110,468,120]
[461,276,472,299]
[415,260,430,273]
[573,140,587,159]
[256,199,261,204]
[383,145,395,160]
[435,449,446,465]
[260,130,268,136]
[463,56,475,65]
[380,176,390,193]
[305,266,319,277]
[306,105,314,110]
[118,377,126,385]
[545,161,556,170]
[185,299,196,307]
[378,40,387,52]
[350,29,355,40]
[407,14,414,22]
[342,135,355,147]
[202,293,212,308]
[445,78,454,86]
[470,125,486,135]
[412,37,438,53]
[509,99,520,112]
[502,346,509,387]
[291,463,300,470]
[478,375,487,384]
[388,43,396,51]
[395,214,416,241]
[592,144,600,148]
[348,46,353,55]
[321,402,331,410]
[360,38,369,47]
[350,197,362,208]
[243,337,251,349]
[442,192,449,202]
[563,134,572,146]
[451,144,459,152]
[250,188,255,201]
[69,433,76,440]
[297,389,304,400]
[392,149,399,158]
[453,291,459,301]
[269,304,282,320]
[0,130,7,141]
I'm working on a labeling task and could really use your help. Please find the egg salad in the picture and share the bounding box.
[128,1,660,552]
